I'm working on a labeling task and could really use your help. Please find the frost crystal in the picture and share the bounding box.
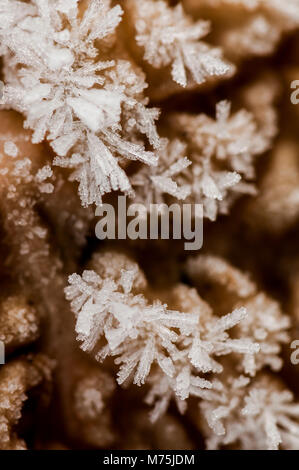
[1,0,160,207]
[169,99,274,220]
[235,294,290,376]
[200,374,299,450]
[185,254,290,376]
[65,267,198,387]
[132,0,232,87]
[130,138,191,208]
[241,377,299,450]
[65,251,259,419]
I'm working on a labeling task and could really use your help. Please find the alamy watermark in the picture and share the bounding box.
[290,340,299,365]
[0,341,4,365]
[95,196,203,251]
[0,80,4,103]
[290,80,299,104]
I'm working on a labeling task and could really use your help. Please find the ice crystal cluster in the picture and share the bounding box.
[1,0,299,452]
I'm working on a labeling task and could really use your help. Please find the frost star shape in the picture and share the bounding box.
[241,379,299,450]
[200,374,299,450]
[185,254,290,376]
[130,138,191,208]
[193,100,268,175]
[2,0,160,207]
[235,293,290,376]
[65,254,260,419]
[183,156,242,221]
[133,0,232,87]
[169,99,273,219]
[144,305,259,422]
[65,267,199,387]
